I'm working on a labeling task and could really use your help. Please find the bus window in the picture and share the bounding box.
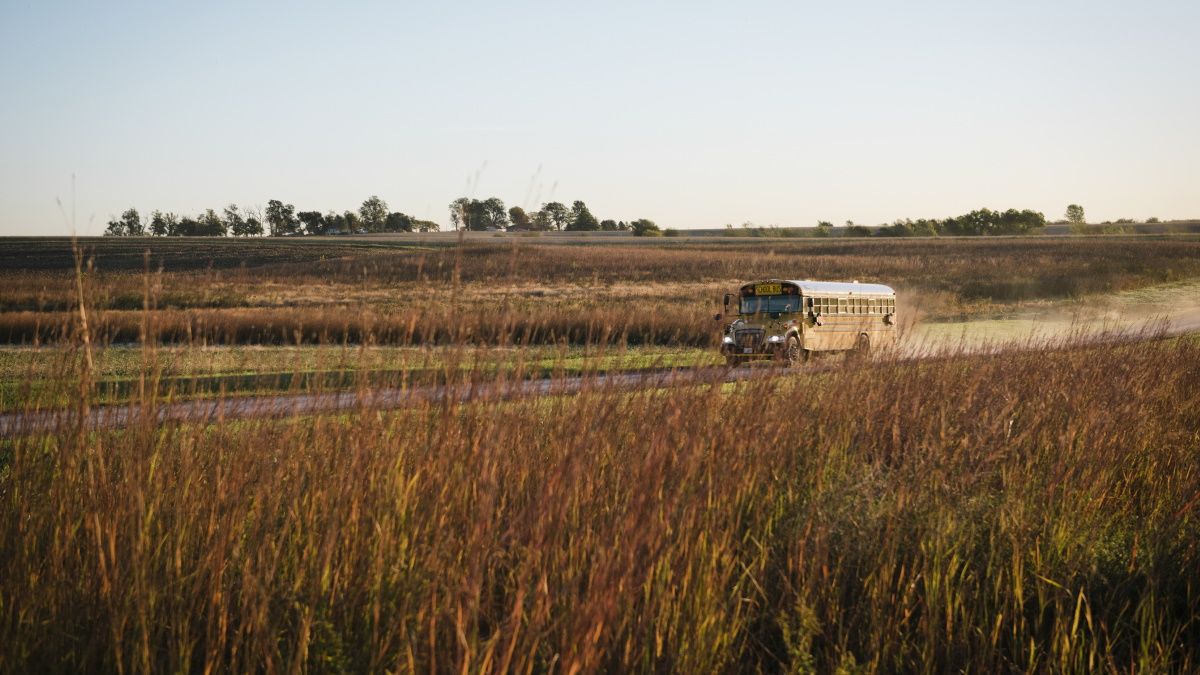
[740,294,802,314]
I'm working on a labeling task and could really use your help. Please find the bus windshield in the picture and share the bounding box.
[741,295,802,314]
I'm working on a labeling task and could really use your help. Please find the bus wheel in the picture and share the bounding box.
[725,354,742,367]
[785,336,806,367]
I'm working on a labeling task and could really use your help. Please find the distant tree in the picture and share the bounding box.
[223,204,249,236]
[617,220,630,231]
[448,197,471,231]
[243,216,264,237]
[149,210,172,237]
[473,197,505,230]
[599,219,618,231]
[507,206,532,230]
[266,200,299,236]
[815,221,833,237]
[567,200,599,231]
[412,218,440,232]
[910,218,940,237]
[127,208,146,235]
[384,211,413,232]
[104,208,144,236]
[359,195,389,232]
[952,209,983,235]
[996,208,1045,235]
[297,211,327,235]
[324,211,347,234]
[844,224,873,237]
[1065,204,1086,226]
[162,212,182,236]
[198,209,227,236]
[531,209,552,231]
[343,211,362,233]
[176,216,201,236]
[875,220,914,237]
[630,219,661,236]
[1146,216,1160,224]
[542,201,569,231]
[242,205,264,237]
[462,200,486,231]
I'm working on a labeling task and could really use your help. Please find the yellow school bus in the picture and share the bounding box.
[717,279,896,366]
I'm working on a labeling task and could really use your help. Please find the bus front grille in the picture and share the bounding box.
[735,329,764,349]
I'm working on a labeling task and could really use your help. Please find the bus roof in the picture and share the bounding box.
[743,279,896,296]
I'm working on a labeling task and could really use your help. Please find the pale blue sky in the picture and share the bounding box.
[2,0,1197,235]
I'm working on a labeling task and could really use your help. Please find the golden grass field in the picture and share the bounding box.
[2,235,1200,672]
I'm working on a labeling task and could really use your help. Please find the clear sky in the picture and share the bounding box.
[2,0,1198,235]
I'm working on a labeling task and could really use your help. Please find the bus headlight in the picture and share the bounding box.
[722,336,734,344]
[768,335,782,344]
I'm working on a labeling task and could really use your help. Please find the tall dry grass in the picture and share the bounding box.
[2,331,1198,672]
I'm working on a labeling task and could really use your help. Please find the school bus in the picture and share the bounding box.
[717,279,896,366]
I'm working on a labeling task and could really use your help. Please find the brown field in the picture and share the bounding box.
[2,235,1200,672]
[3,236,1200,346]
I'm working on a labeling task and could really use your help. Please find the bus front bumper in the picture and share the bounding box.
[721,335,785,359]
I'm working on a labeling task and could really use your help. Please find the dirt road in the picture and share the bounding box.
[0,364,798,436]
[907,279,1200,352]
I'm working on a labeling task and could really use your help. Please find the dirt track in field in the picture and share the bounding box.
[906,279,1200,353]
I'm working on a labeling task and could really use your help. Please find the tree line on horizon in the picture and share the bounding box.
[103,196,439,237]
[814,207,1048,238]
[447,197,661,235]
[105,198,1118,239]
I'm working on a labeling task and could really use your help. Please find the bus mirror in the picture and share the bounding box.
[713,313,722,321]
[723,293,732,312]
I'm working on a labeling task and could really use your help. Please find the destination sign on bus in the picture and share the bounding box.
[754,283,782,296]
